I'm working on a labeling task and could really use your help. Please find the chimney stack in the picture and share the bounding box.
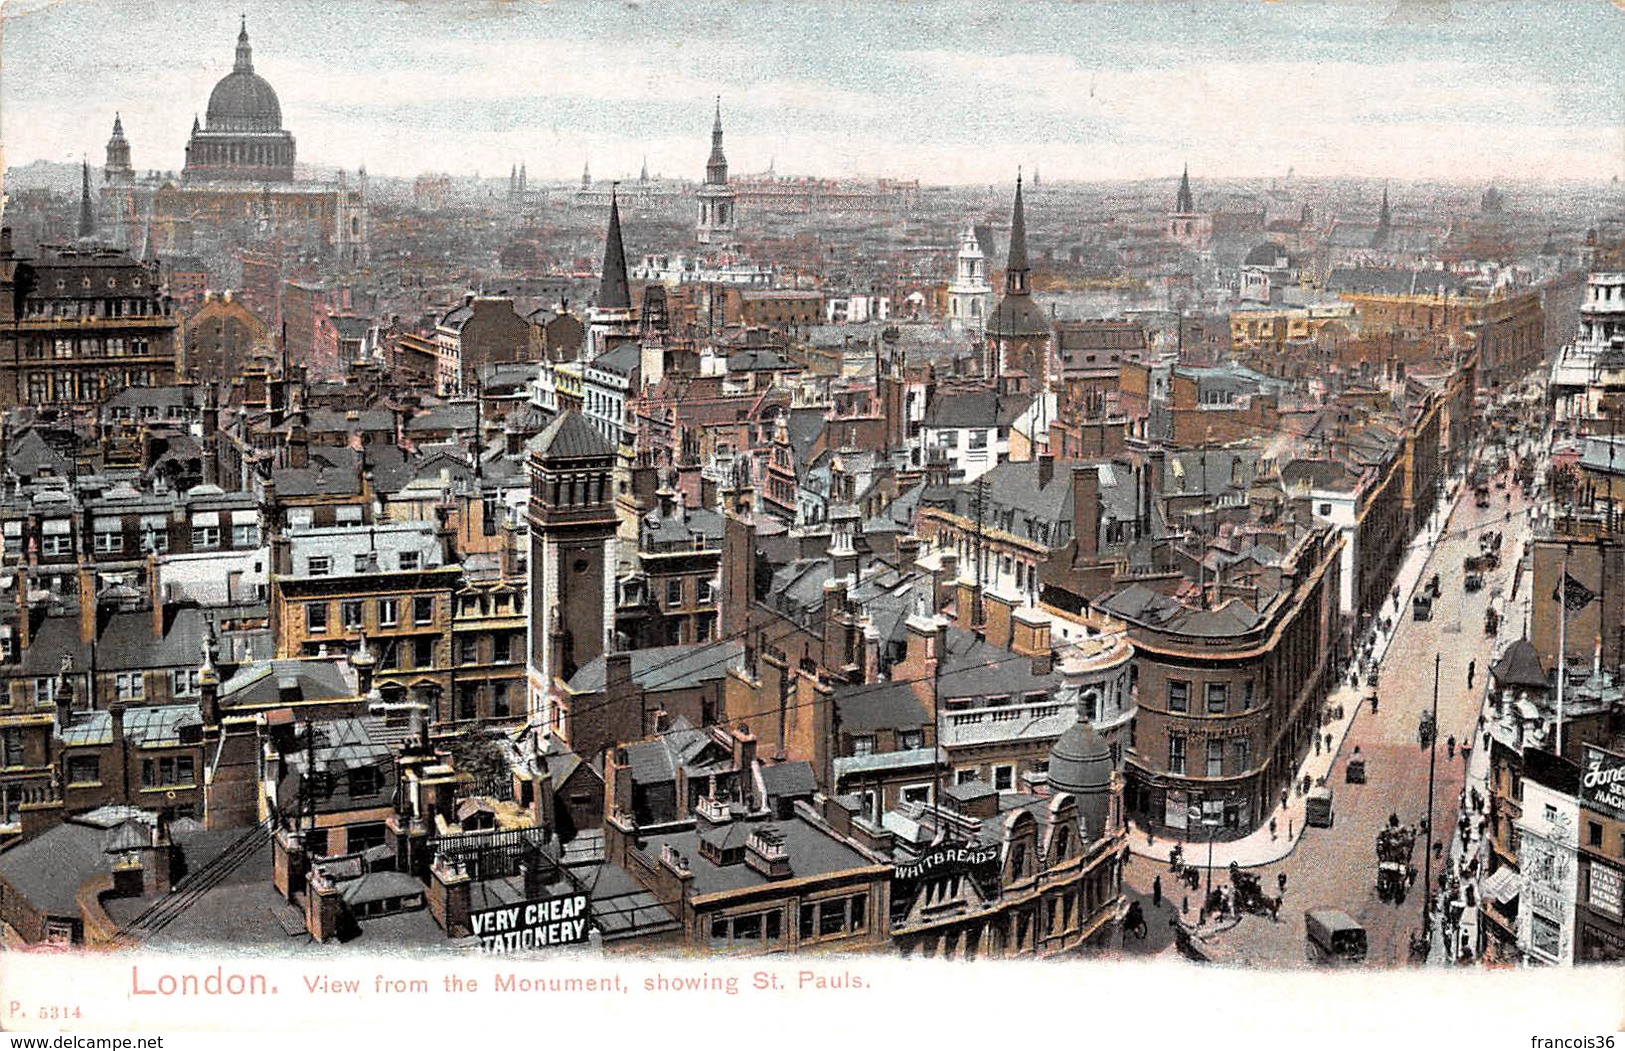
[1038,452,1054,488]
[78,566,97,645]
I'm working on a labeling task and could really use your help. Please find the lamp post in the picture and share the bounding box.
[1422,652,1441,938]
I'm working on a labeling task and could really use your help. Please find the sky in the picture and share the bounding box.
[2,0,1623,185]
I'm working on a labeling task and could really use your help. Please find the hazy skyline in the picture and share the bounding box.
[3,0,1623,186]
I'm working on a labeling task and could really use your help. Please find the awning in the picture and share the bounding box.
[1482,866,1521,904]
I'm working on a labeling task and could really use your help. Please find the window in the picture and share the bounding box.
[308,556,332,577]
[349,766,382,798]
[955,768,979,785]
[1169,734,1187,775]
[399,551,421,571]
[92,518,123,554]
[231,522,259,546]
[190,524,221,550]
[1243,680,1255,709]
[66,755,100,785]
[459,637,479,665]
[336,601,362,631]
[172,669,200,697]
[414,637,435,668]
[413,596,434,624]
[306,602,329,634]
[994,765,1014,792]
[899,729,923,750]
[1167,680,1189,713]
[1544,804,1559,825]
[709,909,783,947]
[666,578,684,607]
[491,682,511,719]
[347,822,387,853]
[1,730,24,767]
[354,554,374,574]
[1590,822,1605,848]
[968,430,988,451]
[1234,739,1251,773]
[41,521,72,558]
[378,598,399,627]
[492,634,512,663]
[901,784,932,805]
[1207,739,1224,777]
[458,685,478,719]
[1206,682,1228,714]
[114,673,145,702]
[141,755,195,787]
[1318,503,1332,517]
[851,735,875,756]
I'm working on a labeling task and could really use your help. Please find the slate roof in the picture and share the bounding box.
[758,761,818,800]
[638,816,879,896]
[1327,268,1468,297]
[834,681,929,733]
[59,704,203,748]
[1492,638,1549,690]
[592,342,641,376]
[923,389,1030,430]
[218,659,355,710]
[534,410,614,461]
[566,640,743,694]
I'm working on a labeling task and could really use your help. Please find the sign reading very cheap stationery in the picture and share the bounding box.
[1582,746,1625,822]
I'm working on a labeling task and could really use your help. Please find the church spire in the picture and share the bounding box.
[78,161,96,239]
[1175,164,1194,213]
[598,185,631,311]
[706,97,728,186]
[1005,171,1029,295]
[234,15,253,74]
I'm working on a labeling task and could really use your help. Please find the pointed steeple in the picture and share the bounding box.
[518,162,526,194]
[706,97,728,186]
[1175,164,1195,213]
[1005,171,1029,294]
[598,185,631,311]
[1372,186,1392,248]
[111,112,126,140]
[640,156,649,183]
[234,15,253,74]
[78,161,96,239]
[581,158,591,190]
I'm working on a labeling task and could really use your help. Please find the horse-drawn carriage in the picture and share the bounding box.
[1376,819,1419,904]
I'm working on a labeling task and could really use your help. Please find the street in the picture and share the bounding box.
[1121,469,1535,967]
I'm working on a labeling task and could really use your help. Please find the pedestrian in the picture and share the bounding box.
[1447,734,1457,760]
[1315,735,1321,757]
[1288,819,1293,840]
[1153,874,1163,907]
[1325,732,1333,753]
[1371,693,1379,714]
[1467,661,1475,690]
[1281,789,1289,811]
[1278,871,1288,896]
[1182,896,1189,917]
[1269,817,1278,841]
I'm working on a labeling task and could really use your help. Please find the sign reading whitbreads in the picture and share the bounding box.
[1582,746,1625,823]
[891,845,1000,881]
[471,893,591,953]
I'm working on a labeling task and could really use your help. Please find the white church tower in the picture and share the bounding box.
[946,223,992,334]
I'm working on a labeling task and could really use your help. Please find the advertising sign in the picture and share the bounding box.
[470,892,591,953]
[1582,746,1625,823]
[889,843,1003,924]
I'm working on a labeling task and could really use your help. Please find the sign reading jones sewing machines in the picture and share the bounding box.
[1582,746,1625,823]
[470,893,591,953]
